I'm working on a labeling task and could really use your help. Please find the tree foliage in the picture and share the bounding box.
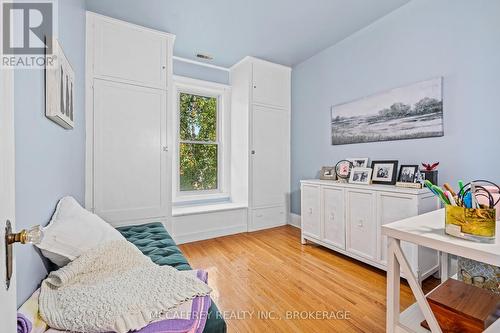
[179,93,218,191]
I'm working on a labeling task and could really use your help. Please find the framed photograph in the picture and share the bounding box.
[45,39,75,129]
[398,165,419,183]
[347,158,369,168]
[349,167,373,185]
[335,160,353,180]
[415,171,426,184]
[371,160,399,185]
[320,166,336,180]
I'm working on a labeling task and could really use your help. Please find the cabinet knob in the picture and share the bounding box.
[251,150,256,155]
[308,208,313,215]
[357,219,364,228]
[329,213,335,220]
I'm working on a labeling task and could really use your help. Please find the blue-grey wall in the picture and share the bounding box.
[291,0,500,214]
[14,0,86,305]
[173,59,229,85]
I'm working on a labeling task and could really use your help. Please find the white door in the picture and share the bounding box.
[346,189,377,261]
[0,56,17,329]
[252,61,290,109]
[251,105,288,208]
[91,13,168,89]
[93,79,168,222]
[322,187,345,250]
[301,185,321,239]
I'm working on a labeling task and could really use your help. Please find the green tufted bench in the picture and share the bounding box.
[117,223,227,333]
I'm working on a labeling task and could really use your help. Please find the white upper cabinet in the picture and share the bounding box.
[86,12,175,226]
[90,13,170,89]
[252,59,291,109]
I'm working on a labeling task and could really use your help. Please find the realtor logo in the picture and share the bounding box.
[1,1,57,68]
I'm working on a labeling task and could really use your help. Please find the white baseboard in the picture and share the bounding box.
[289,213,301,228]
[174,224,247,244]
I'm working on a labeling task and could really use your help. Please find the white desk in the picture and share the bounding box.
[382,209,500,333]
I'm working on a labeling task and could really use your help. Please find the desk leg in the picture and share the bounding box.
[392,239,443,333]
[440,252,449,283]
[387,237,400,333]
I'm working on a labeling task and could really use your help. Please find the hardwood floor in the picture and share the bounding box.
[179,225,438,333]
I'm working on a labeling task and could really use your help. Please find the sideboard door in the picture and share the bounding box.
[346,189,377,261]
[301,184,321,239]
[322,186,345,250]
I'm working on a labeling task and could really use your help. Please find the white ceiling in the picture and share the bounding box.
[85,0,411,67]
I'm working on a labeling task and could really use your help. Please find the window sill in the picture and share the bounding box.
[172,202,248,217]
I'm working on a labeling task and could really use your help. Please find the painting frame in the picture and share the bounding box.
[331,77,443,145]
[45,38,75,129]
[371,160,399,185]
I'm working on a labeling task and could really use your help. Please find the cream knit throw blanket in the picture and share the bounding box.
[39,240,212,333]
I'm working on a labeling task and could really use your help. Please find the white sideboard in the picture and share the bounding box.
[300,179,440,283]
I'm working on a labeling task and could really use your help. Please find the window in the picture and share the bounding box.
[179,93,218,191]
[174,76,230,203]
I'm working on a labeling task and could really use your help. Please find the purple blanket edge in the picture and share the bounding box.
[135,270,211,333]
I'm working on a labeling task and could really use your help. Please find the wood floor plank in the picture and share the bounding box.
[179,226,438,332]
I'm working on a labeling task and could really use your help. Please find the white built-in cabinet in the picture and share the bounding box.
[85,12,175,226]
[230,57,291,231]
[301,180,440,283]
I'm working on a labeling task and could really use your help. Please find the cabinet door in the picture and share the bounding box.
[301,185,320,239]
[346,190,377,260]
[93,79,167,222]
[93,16,168,89]
[322,187,345,250]
[252,61,290,109]
[251,105,289,208]
[378,193,417,266]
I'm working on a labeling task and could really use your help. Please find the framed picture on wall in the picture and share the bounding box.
[371,160,399,185]
[45,39,75,129]
[331,77,443,145]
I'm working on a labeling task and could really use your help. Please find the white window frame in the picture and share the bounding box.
[172,75,231,204]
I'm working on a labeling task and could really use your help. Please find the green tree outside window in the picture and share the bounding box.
[179,93,218,191]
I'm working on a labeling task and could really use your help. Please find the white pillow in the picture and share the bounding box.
[36,196,125,266]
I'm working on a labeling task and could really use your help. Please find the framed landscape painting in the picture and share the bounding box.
[331,78,443,145]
